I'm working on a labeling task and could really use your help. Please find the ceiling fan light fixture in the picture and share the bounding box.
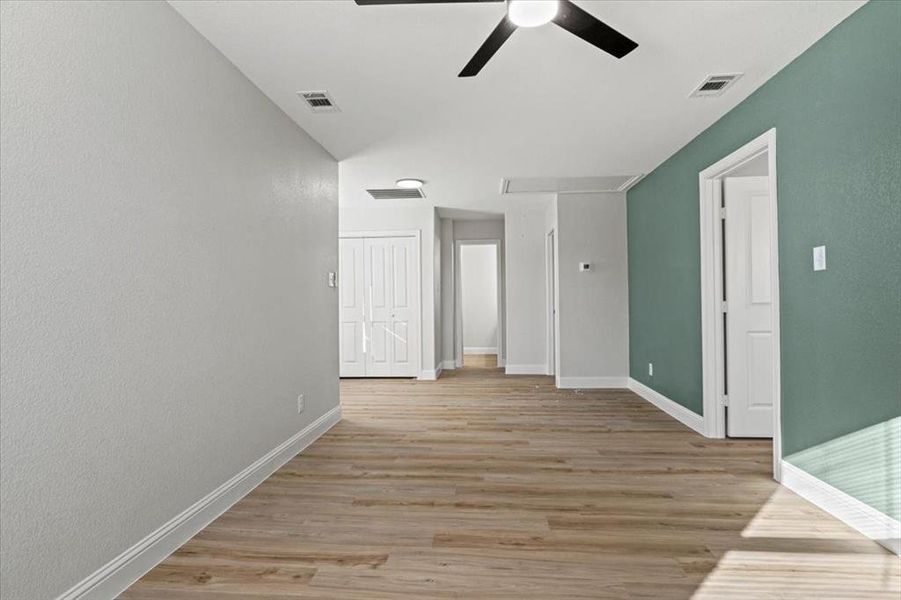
[507,0,558,28]
[395,178,424,189]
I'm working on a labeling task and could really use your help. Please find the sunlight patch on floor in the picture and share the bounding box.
[692,549,900,599]
[741,487,865,540]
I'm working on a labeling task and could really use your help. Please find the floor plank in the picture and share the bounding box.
[122,366,899,599]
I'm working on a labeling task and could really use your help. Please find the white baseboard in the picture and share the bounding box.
[463,346,497,354]
[505,364,548,375]
[557,376,629,389]
[441,360,456,371]
[418,365,442,380]
[779,461,900,555]
[56,405,343,600]
[628,378,706,436]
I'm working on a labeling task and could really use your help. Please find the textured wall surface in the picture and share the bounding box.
[556,193,629,380]
[503,200,551,370]
[0,2,339,598]
[627,1,899,516]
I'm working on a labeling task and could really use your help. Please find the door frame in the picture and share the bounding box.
[546,229,557,377]
[698,127,781,479]
[338,229,423,378]
[454,239,504,369]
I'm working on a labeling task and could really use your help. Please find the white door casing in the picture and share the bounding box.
[453,239,504,370]
[724,176,775,437]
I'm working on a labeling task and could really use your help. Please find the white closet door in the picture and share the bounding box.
[386,236,418,376]
[338,238,365,377]
[725,176,775,437]
[364,238,393,377]
[362,236,419,377]
[341,235,419,378]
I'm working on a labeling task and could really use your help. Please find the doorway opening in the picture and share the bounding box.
[699,128,781,478]
[455,240,502,369]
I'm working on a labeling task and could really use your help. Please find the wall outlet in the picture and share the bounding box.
[648,363,654,377]
[297,394,305,414]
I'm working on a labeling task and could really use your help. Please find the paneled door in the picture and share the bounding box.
[339,235,419,378]
[724,176,775,437]
[338,238,366,377]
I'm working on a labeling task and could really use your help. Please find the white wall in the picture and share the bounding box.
[460,245,498,352]
[454,219,505,241]
[338,205,438,375]
[0,2,338,599]
[555,193,630,386]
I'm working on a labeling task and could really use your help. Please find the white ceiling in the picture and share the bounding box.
[169,0,863,211]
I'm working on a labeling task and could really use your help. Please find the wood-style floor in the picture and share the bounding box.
[122,358,899,599]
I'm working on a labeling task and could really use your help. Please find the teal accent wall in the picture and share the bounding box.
[627,1,900,518]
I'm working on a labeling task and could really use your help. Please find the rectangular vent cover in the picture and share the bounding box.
[366,188,426,200]
[297,90,340,113]
[690,74,742,98]
[501,175,644,194]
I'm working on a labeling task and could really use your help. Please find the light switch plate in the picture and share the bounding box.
[579,262,591,272]
[813,246,826,271]
[328,272,337,287]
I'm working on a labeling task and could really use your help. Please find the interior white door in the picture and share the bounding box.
[724,176,775,437]
[386,237,417,376]
[338,238,365,377]
[362,236,418,377]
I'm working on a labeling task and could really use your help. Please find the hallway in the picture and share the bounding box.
[121,368,897,598]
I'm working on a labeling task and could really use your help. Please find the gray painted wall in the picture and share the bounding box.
[556,193,630,381]
[0,2,338,597]
[440,218,456,365]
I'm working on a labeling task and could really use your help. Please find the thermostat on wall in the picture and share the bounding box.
[579,262,591,272]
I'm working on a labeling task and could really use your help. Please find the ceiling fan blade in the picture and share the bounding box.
[458,16,517,77]
[354,1,502,5]
[553,0,637,59]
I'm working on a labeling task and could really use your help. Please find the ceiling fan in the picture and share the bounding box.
[353,0,638,77]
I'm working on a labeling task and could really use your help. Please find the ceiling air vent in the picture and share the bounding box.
[297,90,339,113]
[366,188,426,200]
[690,74,742,98]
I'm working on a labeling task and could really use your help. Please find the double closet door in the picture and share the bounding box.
[339,235,419,378]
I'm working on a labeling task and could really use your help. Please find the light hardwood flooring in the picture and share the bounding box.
[122,365,899,599]
[463,353,497,368]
